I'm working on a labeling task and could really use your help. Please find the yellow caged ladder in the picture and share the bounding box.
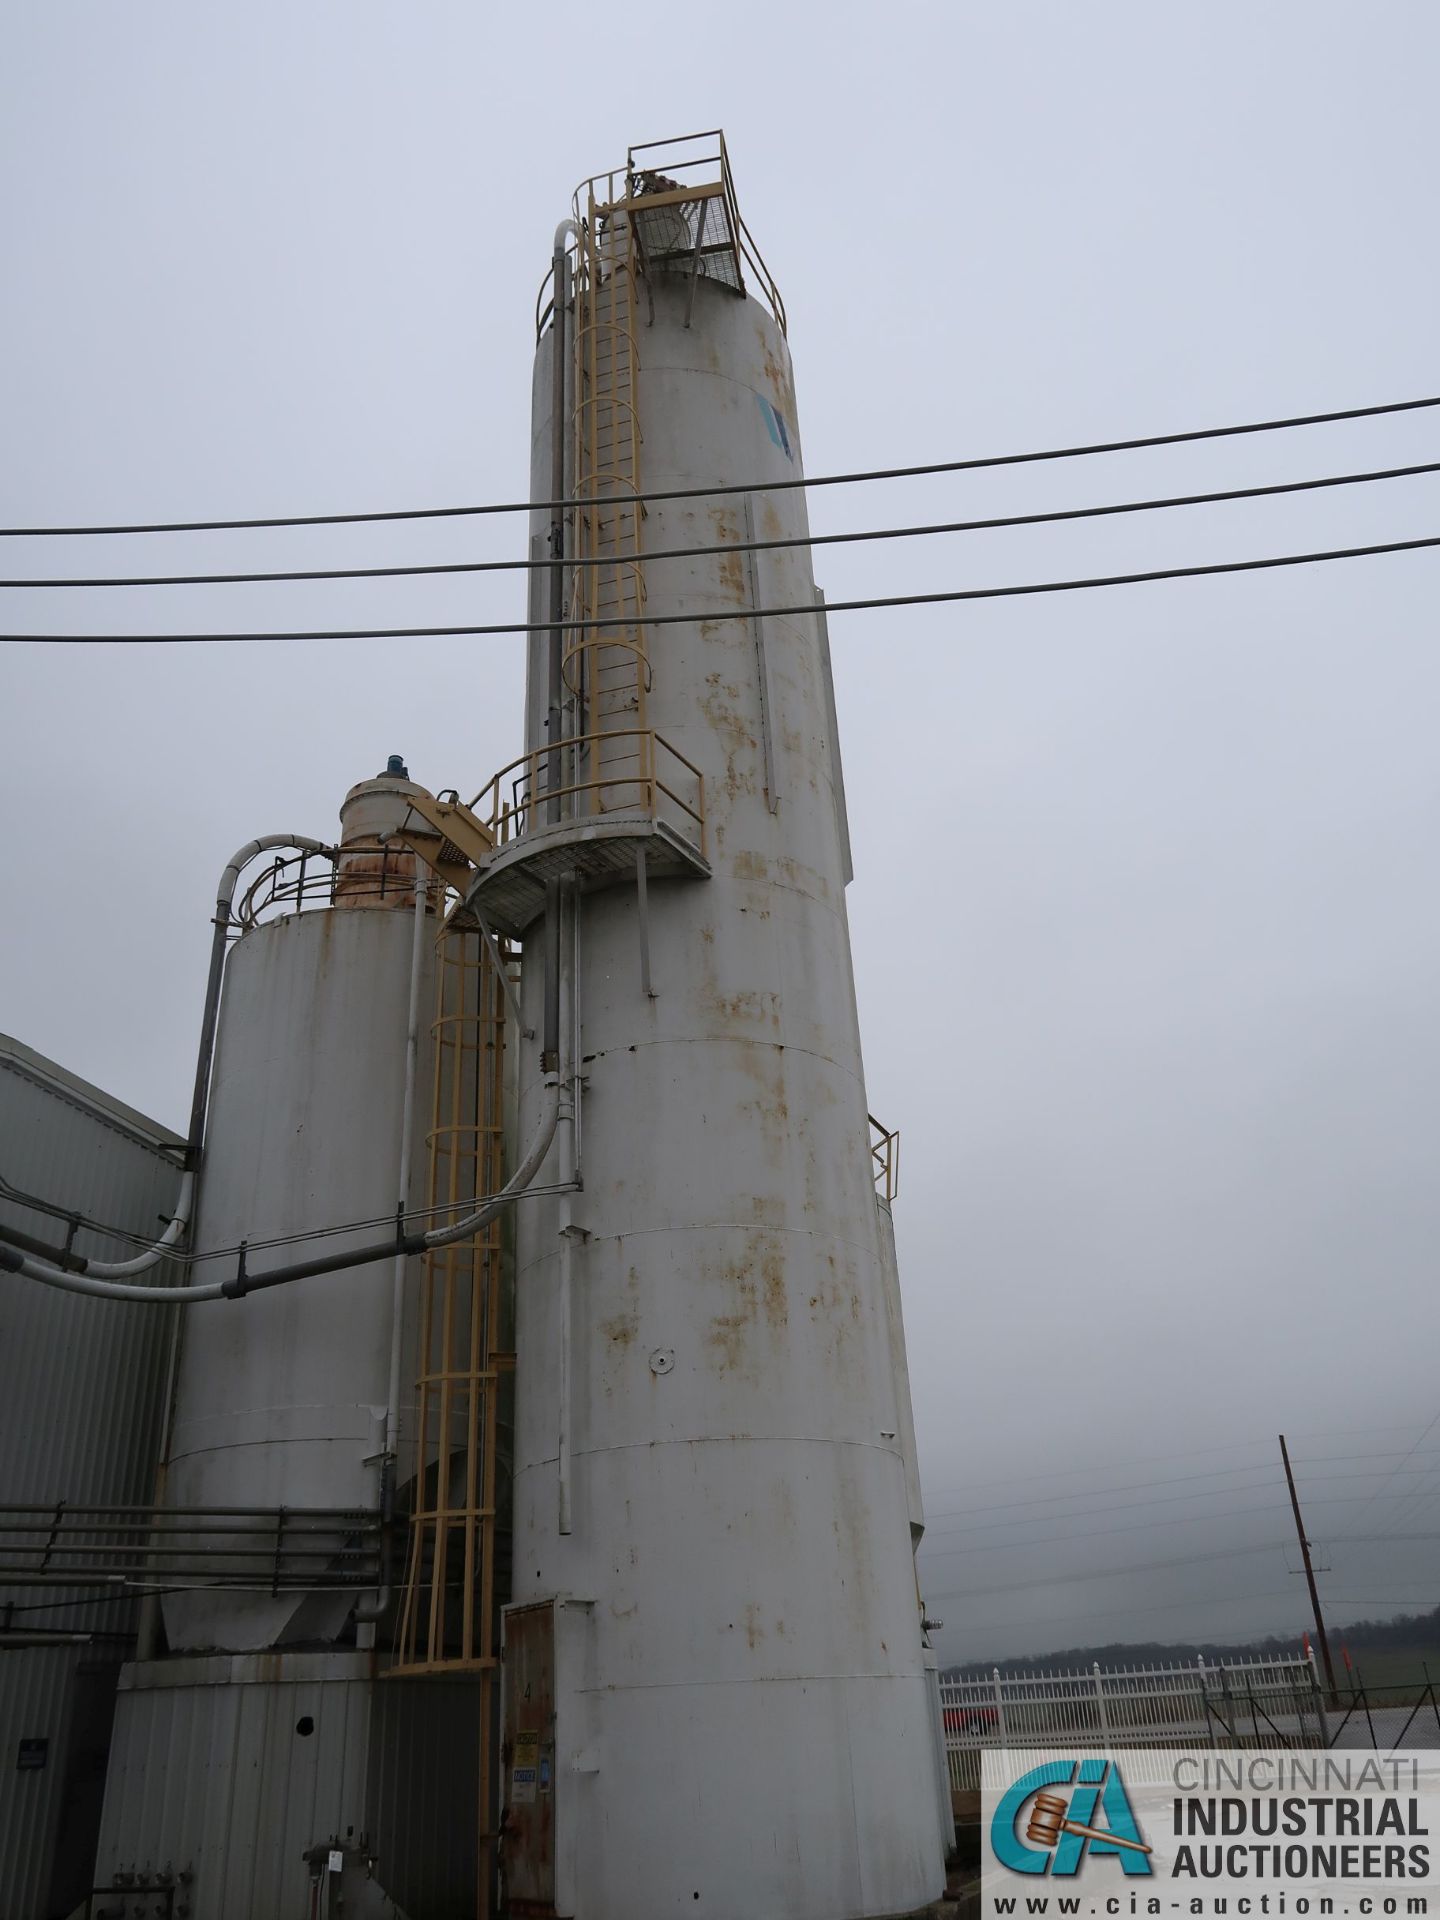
[566,187,650,809]
[392,921,513,1920]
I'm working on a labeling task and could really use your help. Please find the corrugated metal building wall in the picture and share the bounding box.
[0,1034,184,1919]
[98,1655,480,1915]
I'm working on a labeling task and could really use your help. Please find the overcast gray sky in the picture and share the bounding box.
[2,3,1437,1667]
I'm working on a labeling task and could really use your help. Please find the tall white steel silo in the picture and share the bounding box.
[472,137,948,1920]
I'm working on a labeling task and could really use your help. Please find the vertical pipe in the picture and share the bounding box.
[134,1294,185,1661]
[459,926,490,1666]
[478,1667,494,1920]
[385,870,429,1470]
[556,882,577,1536]
[432,955,467,1664]
[460,1241,482,1662]
[357,864,428,1628]
[541,883,560,1074]
[477,944,506,1920]
[743,493,780,815]
[635,848,653,1000]
[183,893,236,1173]
[571,881,583,1181]
[397,950,443,1665]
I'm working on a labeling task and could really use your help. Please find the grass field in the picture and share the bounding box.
[1331,1643,1439,1694]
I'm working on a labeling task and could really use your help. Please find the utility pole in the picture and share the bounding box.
[1280,1433,1337,1697]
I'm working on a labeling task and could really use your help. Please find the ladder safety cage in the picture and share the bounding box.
[565,168,650,816]
[384,863,519,1920]
[393,921,513,1680]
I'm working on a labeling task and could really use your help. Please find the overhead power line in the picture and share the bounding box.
[923,1585,1310,1635]
[925,1490,1425,1560]
[1371,1470,1440,1541]
[921,1474,1432,1541]
[3,393,1438,538]
[917,1426,1440,1503]
[1339,1407,1440,1544]
[926,1500,1296,1558]
[7,533,1439,644]
[4,460,1438,589]
[940,1533,1440,1603]
[924,1457,1440,1530]
[924,1460,1287,1524]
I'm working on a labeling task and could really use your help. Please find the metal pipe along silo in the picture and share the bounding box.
[483,135,947,1919]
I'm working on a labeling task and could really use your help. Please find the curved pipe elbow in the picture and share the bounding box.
[76,1169,195,1279]
[216,834,330,913]
[421,1078,561,1253]
[1,1244,226,1304]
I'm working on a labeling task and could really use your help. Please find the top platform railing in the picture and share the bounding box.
[537,129,786,341]
[469,727,705,862]
[236,845,444,927]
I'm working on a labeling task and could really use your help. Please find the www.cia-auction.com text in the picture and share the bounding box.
[981,1749,1440,1920]
[990,1891,1430,1914]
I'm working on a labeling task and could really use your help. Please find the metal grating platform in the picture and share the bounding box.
[630,184,744,294]
[463,812,710,938]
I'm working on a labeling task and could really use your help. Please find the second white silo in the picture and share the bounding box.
[484,143,947,1920]
[161,764,436,1654]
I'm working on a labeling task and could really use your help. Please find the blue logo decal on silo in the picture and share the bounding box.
[756,394,794,461]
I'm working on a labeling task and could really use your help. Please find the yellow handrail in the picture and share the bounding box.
[469,727,706,860]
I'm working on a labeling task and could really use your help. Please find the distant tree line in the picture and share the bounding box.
[947,1604,1439,1677]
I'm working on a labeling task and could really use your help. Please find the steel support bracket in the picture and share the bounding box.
[223,1239,250,1300]
[389,792,496,894]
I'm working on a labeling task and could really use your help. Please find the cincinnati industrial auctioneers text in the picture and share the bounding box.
[1171,1758,1429,1884]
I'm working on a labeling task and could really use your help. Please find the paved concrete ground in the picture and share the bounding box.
[1328,1700,1440,1746]
[911,1861,982,1917]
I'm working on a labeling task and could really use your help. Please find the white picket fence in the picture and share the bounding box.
[940,1656,1324,1791]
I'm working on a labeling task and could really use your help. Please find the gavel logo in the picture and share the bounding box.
[1025,1791,1152,1857]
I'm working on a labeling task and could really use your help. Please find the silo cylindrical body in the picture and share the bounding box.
[508,267,946,1918]
[162,773,435,1653]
